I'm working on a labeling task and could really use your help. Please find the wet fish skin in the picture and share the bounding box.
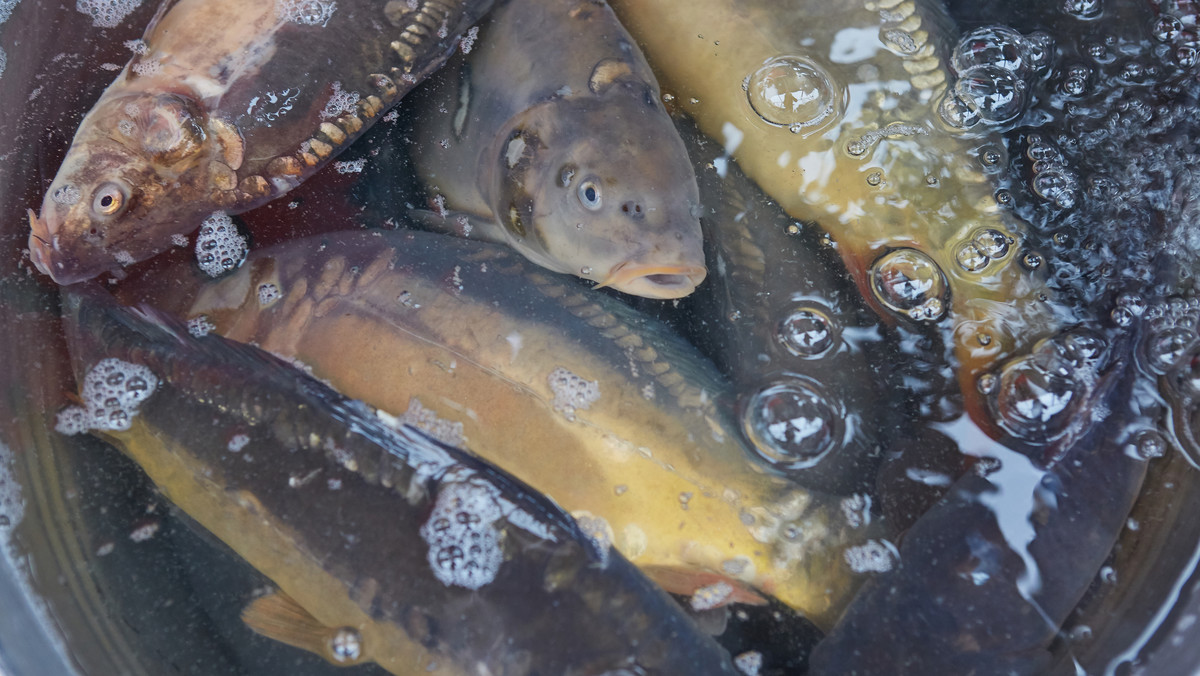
[59,283,738,676]
[31,0,493,285]
[410,0,706,299]
[677,118,894,495]
[807,327,1149,675]
[173,228,884,631]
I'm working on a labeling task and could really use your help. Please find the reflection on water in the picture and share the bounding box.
[2,0,1200,674]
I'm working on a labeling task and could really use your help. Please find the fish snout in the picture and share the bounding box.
[598,261,708,299]
[27,209,92,284]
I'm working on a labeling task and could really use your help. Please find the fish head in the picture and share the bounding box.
[492,94,706,299]
[31,91,237,284]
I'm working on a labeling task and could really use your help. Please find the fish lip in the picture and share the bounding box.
[27,209,56,277]
[597,262,708,299]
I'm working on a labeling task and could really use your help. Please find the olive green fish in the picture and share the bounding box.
[30,0,493,285]
[173,228,885,630]
[409,0,706,299]
[59,283,738,676]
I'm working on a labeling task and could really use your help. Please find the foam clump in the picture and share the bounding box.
[76,0,142,28]
[195,212,248,278]
[56,358,158,435]
[547,367,600,421]
[420,477,504,590]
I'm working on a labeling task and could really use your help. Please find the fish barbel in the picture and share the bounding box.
[409,0,706,299]
[171,228,886,630]
[30,0,493,285]
[58,283,739,675]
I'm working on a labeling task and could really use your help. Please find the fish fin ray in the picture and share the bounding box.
[642,565,768,608]
[241,591,345,662]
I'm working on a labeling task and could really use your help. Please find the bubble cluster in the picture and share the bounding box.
[547,367,600,421]
[844,539,899,573]
[1063,0,1102,20]
[257,283,281,307]
[277,0,336,27]
[734,651,763,676]
[741,377,841,470]
[333,159,365,174]
[942,26,1050,128]
[0,443,23,531]
[954,227,1014,273]
[322,81,359,119]
[840,493,872,528]
[689,581,734,611]
[777,306,837,357]
[744,55,843,135]
[52,185,81,205]
[400,397,464,448]
[870,248,948,321]
[195,212,248,278]
[55,358,158,435]
[990,329,1107,441]
[187,315,216,338]
[76,0,142,28]
[420,478,504,590]
[1141,297,1200,374]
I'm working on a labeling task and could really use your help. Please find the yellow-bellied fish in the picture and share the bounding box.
[59,283,739,675]
[608,0,1064,434]
[171,228,885,630]
[408,0,706,299]
[29,0,493,285]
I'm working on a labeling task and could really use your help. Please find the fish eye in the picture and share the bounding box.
[92,182,128,217]
[578,180,602,211]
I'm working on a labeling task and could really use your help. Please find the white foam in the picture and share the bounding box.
[547,367,600,421]
[276,0,335,27]
[844,539,899,574]
[56,358,158,436]
[195,212,248,278]
[75,0,142,28]
[420,478,504,590]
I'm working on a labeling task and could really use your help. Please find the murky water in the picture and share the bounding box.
[2,0,1200,674]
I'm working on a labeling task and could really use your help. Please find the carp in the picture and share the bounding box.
[174,228,885,630]
[58,283,738,675]
[408,0,706,299]
[30,0,493,284]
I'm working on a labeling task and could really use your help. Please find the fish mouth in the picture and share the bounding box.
[597,262,707,299]
[27,209,56,277]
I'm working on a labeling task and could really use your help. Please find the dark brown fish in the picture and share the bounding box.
[30,0,493,285]
[58,283,738,676]
[409,0,706,299]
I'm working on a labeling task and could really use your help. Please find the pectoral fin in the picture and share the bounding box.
[241,591,368,667]
[409,207,507,244]
[642,565,769,609]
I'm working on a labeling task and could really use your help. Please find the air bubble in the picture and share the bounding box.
[55,358,158,436]
[777,307,837,357]
[956,242,989,272]
[257,283,281,306]
[866,171,883,186]
[329,628,362,663]
[991,331,1106,441]
[1152,15,1183,42]
[420,478,504,590]
[1144,327,1195,374]
[953,66,1027,124]
[1177,47,1198,68]
[195,212,248,278]
[1033,170,1078,208]
[870,248,949,321]
[1063,0,1102,19]
[76,0,143,28]
[745,55,843,134]
[1132,430,1167,459]
[951,26,1039,79]
[938,90,981,129]
[974,229,1012,259]
[741,378,841,470]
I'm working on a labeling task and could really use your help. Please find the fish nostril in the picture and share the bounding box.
[620,201,645,219]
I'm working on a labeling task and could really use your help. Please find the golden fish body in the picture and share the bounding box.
[31,0,493,285]
[59,283,739,675]
[181,229,885,630]
[409,0,706,299]
[607,0,1063,428]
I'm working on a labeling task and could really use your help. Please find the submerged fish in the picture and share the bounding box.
[30,0,493,285]
[59,283,738,675]
[408,0,706,299]
[809,326,1152,674]
[608,0,1064,432]
[677,117,894,495]
[170,228,883,630]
